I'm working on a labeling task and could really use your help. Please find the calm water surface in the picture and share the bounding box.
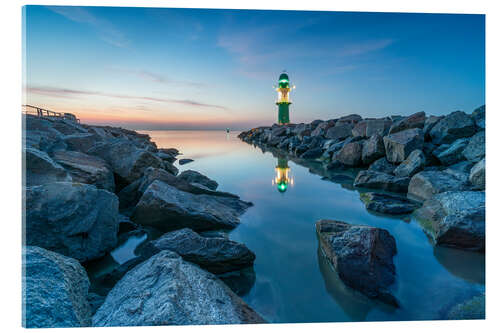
[135,130,484,323]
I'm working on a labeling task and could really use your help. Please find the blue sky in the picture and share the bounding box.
[24,6,485,130]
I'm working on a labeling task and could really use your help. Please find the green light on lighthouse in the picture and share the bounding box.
[275,72,295,125]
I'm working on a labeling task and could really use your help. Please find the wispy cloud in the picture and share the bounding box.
[337,39,394,57]
[26,85,228,110]
[47,6,129,47]
[109,67,205,88]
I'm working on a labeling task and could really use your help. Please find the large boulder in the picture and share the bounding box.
[325,124,353,141]
[407,171,469,202]
[336,141,363,166]
[429,111,476,145]
[388,111,426,134]
[131,180,252,231]
[92,250,265,326]
[393,149,426,177]
[23,246,92,328]
[434,138,469,166]
[311,120,335,136]
[315,220,398,306]
[462,131,485,163]
[471,105,485,129]
[52,150,115,192]
[469,158,485,190]
[63,133,100,153]
[143,228,255,274]
[423,115,444,140]
[354,170,410,193]
[352,118,392,138]
[360,192,419,214]
[361,134,385,165]
[118,167,237,209]
[336,114,362,125]
[383,128,424,163]
[178,170,218,191]
[368,157,396,174]
[25,182,120,262]
[414,191,485,251]
[87,139,166,183]
[25,148,72,186]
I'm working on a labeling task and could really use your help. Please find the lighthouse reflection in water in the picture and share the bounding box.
[272,156,294,193]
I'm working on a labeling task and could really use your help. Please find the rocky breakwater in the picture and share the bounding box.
[23,114,263,327]
[239,105,485,252]
[240,106,485,313]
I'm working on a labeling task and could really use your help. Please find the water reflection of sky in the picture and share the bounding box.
[142,130,485,323]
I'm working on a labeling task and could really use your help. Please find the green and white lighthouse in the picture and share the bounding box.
[275,72,295,125]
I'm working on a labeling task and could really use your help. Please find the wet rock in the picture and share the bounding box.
[24,148,71,186]
[23,246,92,328]
[218,267,256,297]
[471,105,485,129]
[25,182,119,262]
[368,157,396,174]
[88,139,166,183]
[383,128,424,163]
[131,180,251,231]
[315,220,398,307]
[178,169,218,191]
[388,111,426,134]
[179,158,194,165]
[325,124,353,141]
[463,131,485,163]
[361,134,385,165]
[300,147,324,159]
[414,191,485,251]
[429,111,476,145]
[336,141,363,166]
[143,228,255,274]
[393,149,425,178]
[469,158,485,190]
[435,138,469,166]
[408,171,469,202]
[52,150,115,192]
[360,192,419,214]
[354,170,410,193]
[446,294,485,320]
[92,250,265,326]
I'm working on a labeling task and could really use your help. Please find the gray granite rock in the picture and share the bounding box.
[131,180,252,231]
[383,128,424,163]
[362,134,385,165]
[414,191,485,251]
[393,149,426,177]
[354,170,410,193]
[408,171,469,202]
[463,131,485,163]
[469,158,485,190]
[429,111,476,145]
[23,246,92,328]
[92,250,265,326]
[24,148,72,186]
[178,169,218,191]
[316,220,398,306]
[25,182,119,262]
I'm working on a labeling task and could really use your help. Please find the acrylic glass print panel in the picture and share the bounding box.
[22,5,485,328]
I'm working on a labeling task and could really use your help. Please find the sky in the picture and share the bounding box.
[23,6,485,130]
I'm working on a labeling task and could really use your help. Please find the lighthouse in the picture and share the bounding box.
[275,72,295,125]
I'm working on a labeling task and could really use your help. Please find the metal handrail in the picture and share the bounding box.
[22,104,80,123]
